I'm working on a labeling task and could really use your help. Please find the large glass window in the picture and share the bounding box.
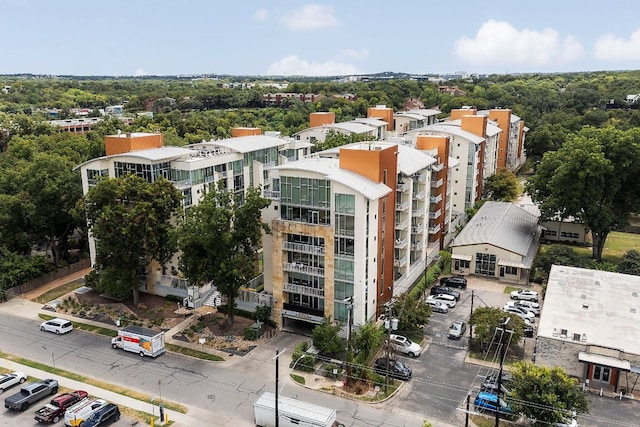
[87,169,108,186]
[280,176,331,224]
[475,252,496,276]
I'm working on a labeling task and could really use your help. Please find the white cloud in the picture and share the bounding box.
[454,20,585,68]
[253,9,269,21]
[593,29,640,61]
[134,68,146,77]
[339,48,370,60]
[283,4,340,31]
[267,55,359,76]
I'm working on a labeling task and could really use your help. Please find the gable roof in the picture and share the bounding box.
[451,201,540,256]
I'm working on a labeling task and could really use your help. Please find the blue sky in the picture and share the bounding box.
[1,0,639,76]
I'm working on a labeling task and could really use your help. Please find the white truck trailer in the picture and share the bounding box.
[111,325,166,357]
[253,392,343,427]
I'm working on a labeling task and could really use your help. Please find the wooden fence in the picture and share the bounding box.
[4,259,91,299]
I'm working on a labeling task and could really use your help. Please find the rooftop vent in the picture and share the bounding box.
[631,308,637,314]
[594,280,600,286]
[582,304,589,309]
[581,294,587,299]
[633,292,638,297]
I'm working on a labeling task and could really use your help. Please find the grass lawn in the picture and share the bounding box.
[34,278,84,304]
[539,231,640,265]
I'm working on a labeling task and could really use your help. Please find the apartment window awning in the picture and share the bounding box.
[578,351,631,371]
[452,253,472,261]
[498,259,526,268]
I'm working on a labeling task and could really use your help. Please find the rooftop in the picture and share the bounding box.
[539,265,640,356]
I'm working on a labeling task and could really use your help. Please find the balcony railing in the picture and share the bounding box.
[429,209,442,219]
[431,178,444,188]
[282,241,325,255]
[394,237,408,249]
[414,190,425,200]
[395,218,410,230]
[417,173,427,182]
[431,162,444,172]
[411,240,424,251]
[412,223,424,234]
[396,200,410,211]
[428,223,442,234]
[283,282,325,297]
[263,190,281,200]
[283,262,325,276]
[393,255,408,267]
[430,194,443,204]
[396,181,410,192]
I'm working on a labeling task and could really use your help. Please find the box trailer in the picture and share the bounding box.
[253,392,343,427]
[111,325,165,357]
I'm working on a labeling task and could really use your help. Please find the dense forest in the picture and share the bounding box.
[1,70,640,291]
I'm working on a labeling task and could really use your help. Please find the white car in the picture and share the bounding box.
[424,299,449,314]
[505,300,540,316]
[502,306,535,324]
[388,334,422,357]
[510,289,539,302]
[428,294,457,308]
[0,371,27,394]
[40,318,73,335]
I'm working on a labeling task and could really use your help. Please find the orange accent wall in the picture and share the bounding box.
[339,145,398,315]
[416,135,449,247]
[476,140,486,201]
[518,121,525,159]
[489,109,511,170]
[367,106,393,131]
[450,108,477,120]
[460,115,487,138]
[231,127,262,137]
[104,133,164,156]
[309,112,335,127]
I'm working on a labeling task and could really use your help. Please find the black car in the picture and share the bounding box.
[430,285,461,301]
[373,358,412,381]
[440,276,467,289]
[79,403,120,427]
[483,372,513,388]
[523,324,535,338]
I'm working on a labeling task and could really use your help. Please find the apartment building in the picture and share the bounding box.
[393,109,440,133]
[76,131,312,303]
[293,112,388,144]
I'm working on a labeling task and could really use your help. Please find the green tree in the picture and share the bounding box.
[352,321,385,362]
[526,126,640,261]
[391,293,431,336]
[312,318,345,356]
[483,168,520,201]
[618,249,640,276]
[509,362,589,426]
[178,184,270,325]
[535,245,582,274]
[311,130,372,153]
[469,307,524,352]
[82,175,182,304]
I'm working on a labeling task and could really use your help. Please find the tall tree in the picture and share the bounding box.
[178,184,270,325]
[483,168,520,201]
[526,126,640,261]
[82,175,182,304]
[508,362,589,426]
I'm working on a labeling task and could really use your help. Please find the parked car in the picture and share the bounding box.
[424,298,449,314]
[40,318,73,335]
[523,324,535,338]
[474,391,513,417]
[430,285,461,301]
[503,305,535,322]
[373,358,412,380]
[505,300,540,316]
[0,371,26,394]
[79,403,120,427]
[34,390,88,424]
[428,294,456,308]
[4,379,58,411]
[483,372,512,387]
[440,276,467,289]
[510,289,539,302]
[448,320,466,339]
[388,334,421,357]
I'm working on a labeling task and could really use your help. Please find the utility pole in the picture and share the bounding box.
[385,301,393,393]
[274,349,280,427]
[345,297,354,385]
[495,318,512,427]
[469,290,474,346]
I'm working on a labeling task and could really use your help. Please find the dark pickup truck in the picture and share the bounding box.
[4,379,58,411]
[34,390,89,423]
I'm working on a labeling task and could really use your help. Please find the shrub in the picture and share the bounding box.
[323,362,340,379]
[244,327,259,341]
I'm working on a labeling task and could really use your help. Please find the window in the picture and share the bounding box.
[475,252,496,276]
[560,329,568,337]
[573,333,581,341]
[504,266,517,275]
[545,230,557,237]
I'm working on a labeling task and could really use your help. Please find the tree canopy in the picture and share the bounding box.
[483,168,520,201]
[526,126,640,261]
[617,249,640,276]
[82,175,182,304]
[178,184,270,325]
[469,306,524,352]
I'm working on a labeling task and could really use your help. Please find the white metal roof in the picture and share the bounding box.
[326,122,376,134]
[406,109,441,117]
[352,117,388,127]
[254,392,336,423]
[275,157,391,200]
[193,135,286,153]
[395,143,436,175]
[394,112,425,120]
[75,146,194,170]
[451,201,540,256]
[540,265,640,357]
[410,123,485,144]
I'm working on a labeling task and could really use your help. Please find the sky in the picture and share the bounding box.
[1,0,639,77]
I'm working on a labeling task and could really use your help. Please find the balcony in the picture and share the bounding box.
[411,240,424,251]
[395,218,410,230]
[282,241,325,255]
[416,173,427,182]
[283,282,325,298]
[263,190,281,200]
[431,162,444,172]
[282,262,325,276]
[282,304,325,324]
[413,190,425,200]
[430,194,443,204]
[429,209,442,220]
[394,237,408,249]
[396,200,410,211]
[412,223,424,234]
[394,255,408,267]
[431,178,444,188]
[428,223,442,234]
[396,181,410,192]
[412,206,425,217]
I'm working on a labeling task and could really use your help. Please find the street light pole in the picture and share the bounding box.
[495,318,512,427]
[385,302,392,393]
[275,349,280,427]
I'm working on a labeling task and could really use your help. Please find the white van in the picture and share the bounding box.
[64,398,107,427]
